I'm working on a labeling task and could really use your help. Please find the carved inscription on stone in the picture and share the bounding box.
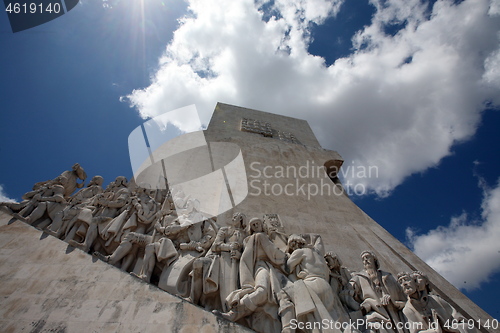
[275,130,299,144]
[240,117,273,137]
[240,118,301,144]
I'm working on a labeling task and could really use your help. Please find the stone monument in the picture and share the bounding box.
[0,103,496,333]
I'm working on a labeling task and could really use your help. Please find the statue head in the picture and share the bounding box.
[412,271,432,293]
[114,176,128,187]
[185,198,200,213]
[398,272,417,296]
[248,217,265,234]
[135,183,154,198]
[361,250,380,270]
[231,212,247,229]
[72,163,87,180]
[171,187,185,199]
[89,176,104,187]
[137,182,151,191]
[324,251,342,270]
[287,234,306,253]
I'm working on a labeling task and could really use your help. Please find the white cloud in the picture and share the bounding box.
[0,185,16,203]
[407,178,500,291]
[490,0,500,16]
[126,0,500,196]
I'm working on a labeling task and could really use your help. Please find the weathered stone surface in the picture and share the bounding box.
[0,211,251,332]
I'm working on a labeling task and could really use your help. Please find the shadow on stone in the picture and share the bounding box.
[65,245,76,255]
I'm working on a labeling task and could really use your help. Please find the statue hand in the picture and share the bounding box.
[381,294,391,306]
[360,300,372,313]
[230,250,241,260]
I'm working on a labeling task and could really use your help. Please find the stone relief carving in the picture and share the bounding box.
[324,252,359,321]
[32,162,87,198]
[398,272,478,333]
[216,217,288,332]
[279,234,344,333]
[11,175,68,228]
[188,211,248,311]
[0,163,485,333]
[45,175,104,239]
[350,250,407,333]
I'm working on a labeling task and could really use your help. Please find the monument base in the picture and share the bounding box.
[0,211,251,333]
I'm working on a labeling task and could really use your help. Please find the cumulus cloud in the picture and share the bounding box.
[126,0,500,196]
[0,185,16,203]
[407,177,500,290]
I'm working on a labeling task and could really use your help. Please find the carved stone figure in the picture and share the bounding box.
[0,164,86,218]
[1,184,47,219]
[128,209,184,284]
[398,272,476,333]
[157,203,217,295]
[93,185,161,271]
[46,175,104,238]
[0,185,45,216]
[13,176,68,228]
[186,212,248,310]
[121,186,158,235]
[324,252,360,314]
[412,271,432,296]
[131,210,180,283]
[33,163,87,198]
[171,187,190,211]
[68,176,130,253]
[92,192,161,271]
[217,217,287,333]
[278,234,345,333]
[350,251,406,333]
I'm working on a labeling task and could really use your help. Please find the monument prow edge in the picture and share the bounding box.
[0,211,254,333]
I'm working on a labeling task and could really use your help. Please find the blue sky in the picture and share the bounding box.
[1,0,499,319]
